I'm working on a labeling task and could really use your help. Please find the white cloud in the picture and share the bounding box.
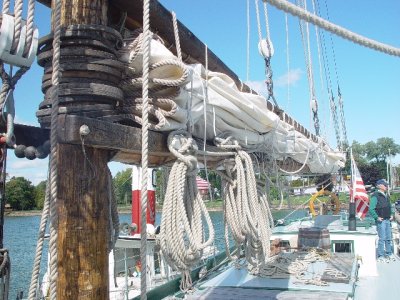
[245,81,269,98]
[7,156,49,185]
[245,68,303,97]
[275,68,302,87]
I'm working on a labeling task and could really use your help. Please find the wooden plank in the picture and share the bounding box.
[13,124,50,147]
[11,117,311,171]
[57,114,175,166]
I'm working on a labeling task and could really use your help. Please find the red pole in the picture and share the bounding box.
[131,165,156,234]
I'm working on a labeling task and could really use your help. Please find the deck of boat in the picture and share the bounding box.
[180,254,400,300]
[354,257,400,300]
[184,253,356,300]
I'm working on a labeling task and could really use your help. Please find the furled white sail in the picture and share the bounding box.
[119,32,345,174]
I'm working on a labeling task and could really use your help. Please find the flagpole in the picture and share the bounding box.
[350,148,355,203]
[349,147,356,231]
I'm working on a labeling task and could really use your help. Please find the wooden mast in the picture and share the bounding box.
[52,1,111,298]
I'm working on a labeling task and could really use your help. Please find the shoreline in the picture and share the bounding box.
[5,205,312,217]
[5,207,225,217]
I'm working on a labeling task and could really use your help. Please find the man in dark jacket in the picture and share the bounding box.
[369,179,394,262]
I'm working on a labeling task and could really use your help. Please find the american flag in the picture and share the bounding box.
[350,151,369,218]
[196,176,210,191]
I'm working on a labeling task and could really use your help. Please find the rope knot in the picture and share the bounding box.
[168,130,198,171]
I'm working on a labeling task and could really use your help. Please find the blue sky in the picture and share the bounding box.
[5,0,400,184]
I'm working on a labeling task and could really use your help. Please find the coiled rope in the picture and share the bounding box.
[215,136,273,269]
[256,248,330,285]
[264,0,400,57]
[159,131,215,292]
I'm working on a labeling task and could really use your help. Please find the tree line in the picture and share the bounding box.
[5,137,400,211]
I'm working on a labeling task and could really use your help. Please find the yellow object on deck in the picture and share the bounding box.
[309,189,340,216]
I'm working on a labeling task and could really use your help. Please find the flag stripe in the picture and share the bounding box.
[196,177,210,190]
[350,152,369,218]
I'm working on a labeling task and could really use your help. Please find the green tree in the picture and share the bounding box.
[349,138,399,182]
[35,180,47,209]
[358,163,383,187]
[113,168,132,205]
[6,177,36,210]
[364,138,399,163]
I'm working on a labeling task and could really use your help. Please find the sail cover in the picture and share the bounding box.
[118,32,345,174]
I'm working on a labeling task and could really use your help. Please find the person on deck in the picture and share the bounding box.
[369,179,395,262]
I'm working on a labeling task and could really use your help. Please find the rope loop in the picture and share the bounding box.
[168,130,198,173]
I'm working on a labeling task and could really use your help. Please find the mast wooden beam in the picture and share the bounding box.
[57,144,110,299]
[51,0,111,299]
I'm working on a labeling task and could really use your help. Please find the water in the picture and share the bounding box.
[3,209,302,299]
[4,216,49,300]
[3,212,225,299]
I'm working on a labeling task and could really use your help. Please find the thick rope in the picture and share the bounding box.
[264,0,400,57]
[2,0,10,13]
[256,248,331,286]
[23,0,36,57]
[140,0,151,298]
[48,0,62,299]
[27,165,51,300]
[171,12,182,61]
[10,0,23,54]
[159,131,215,292]
[215,136,273,268]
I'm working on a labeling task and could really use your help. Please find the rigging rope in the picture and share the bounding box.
[48,0,62,299]
[255,0,279,108]
[28,165,50,300]
[337,87,348,147]
[329,92,341,150]
[246,0,250,82]
[141,0,151,298]
[296,0,320,137]
[264,0,400,57]
[284,13,290,113]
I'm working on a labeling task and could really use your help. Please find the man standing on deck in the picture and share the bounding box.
[369,179,395,262]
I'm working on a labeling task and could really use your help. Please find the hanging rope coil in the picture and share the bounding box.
[159,130,215,292]
[215,135,273,269]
